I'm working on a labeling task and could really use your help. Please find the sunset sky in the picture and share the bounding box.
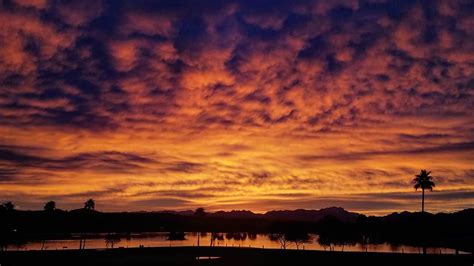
[0,0,473,215]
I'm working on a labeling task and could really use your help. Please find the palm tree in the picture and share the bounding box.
[413,169,435,213]
[84,199,95,210]
[44,201,56,212]
[80,199,95,250]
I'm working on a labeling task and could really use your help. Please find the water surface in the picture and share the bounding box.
[8,232,465,254]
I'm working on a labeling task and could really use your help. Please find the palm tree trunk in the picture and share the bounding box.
[422,189,425,213]
[421,189,426,254]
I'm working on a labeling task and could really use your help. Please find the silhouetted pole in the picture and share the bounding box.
[422,188,425,213]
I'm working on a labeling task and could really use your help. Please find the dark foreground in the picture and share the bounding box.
[0,247,472,266]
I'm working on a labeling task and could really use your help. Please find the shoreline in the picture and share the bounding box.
[0,246,472,266]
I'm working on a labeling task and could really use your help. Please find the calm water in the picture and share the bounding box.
[8,232,465,254]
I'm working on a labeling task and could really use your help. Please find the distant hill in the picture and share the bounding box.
[6,206,474,223]
[210,210,260,219]
[381,208,474,223]
[157,207,361,222]
[135,207,473,225]
[264,207,361,223]
[157,210,195,216]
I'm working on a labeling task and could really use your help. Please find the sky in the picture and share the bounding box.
[0,0,473,215]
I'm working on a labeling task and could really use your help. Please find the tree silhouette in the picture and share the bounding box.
[210,232,223,246]
[79,199,95,249]
[43,201,56,212]
[194,207,206,217]
[317,233,334,251]
[84,199,95,210]
[0,201,15,212]
[269,233,289,250]
[413,169,435,213]
[285,232,310,250]
[105,233,121,248]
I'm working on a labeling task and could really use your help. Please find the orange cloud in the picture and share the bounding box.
[0,0,473,214]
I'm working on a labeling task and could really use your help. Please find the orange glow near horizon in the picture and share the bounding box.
[0,0,473,215]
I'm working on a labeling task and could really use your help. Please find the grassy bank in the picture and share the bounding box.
[0,246,472,266]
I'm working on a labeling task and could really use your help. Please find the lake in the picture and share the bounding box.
[7,232,465,254]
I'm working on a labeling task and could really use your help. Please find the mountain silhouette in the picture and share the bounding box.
[157,207,361,222]
[264,207,360,222]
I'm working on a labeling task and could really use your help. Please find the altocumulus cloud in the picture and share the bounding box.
[0,0,473,214]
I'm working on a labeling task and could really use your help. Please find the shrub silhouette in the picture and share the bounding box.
[84,199,95,210]
[43,201,56,212]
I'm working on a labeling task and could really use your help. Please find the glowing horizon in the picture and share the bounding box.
[1,0,473,215]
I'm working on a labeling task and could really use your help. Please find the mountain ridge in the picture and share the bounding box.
[27,207,474,223]
[154,207,473,222]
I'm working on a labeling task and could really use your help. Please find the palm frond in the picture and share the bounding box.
[412,169,435,191]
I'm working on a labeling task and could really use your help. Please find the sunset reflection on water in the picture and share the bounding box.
[12,232,463,255]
